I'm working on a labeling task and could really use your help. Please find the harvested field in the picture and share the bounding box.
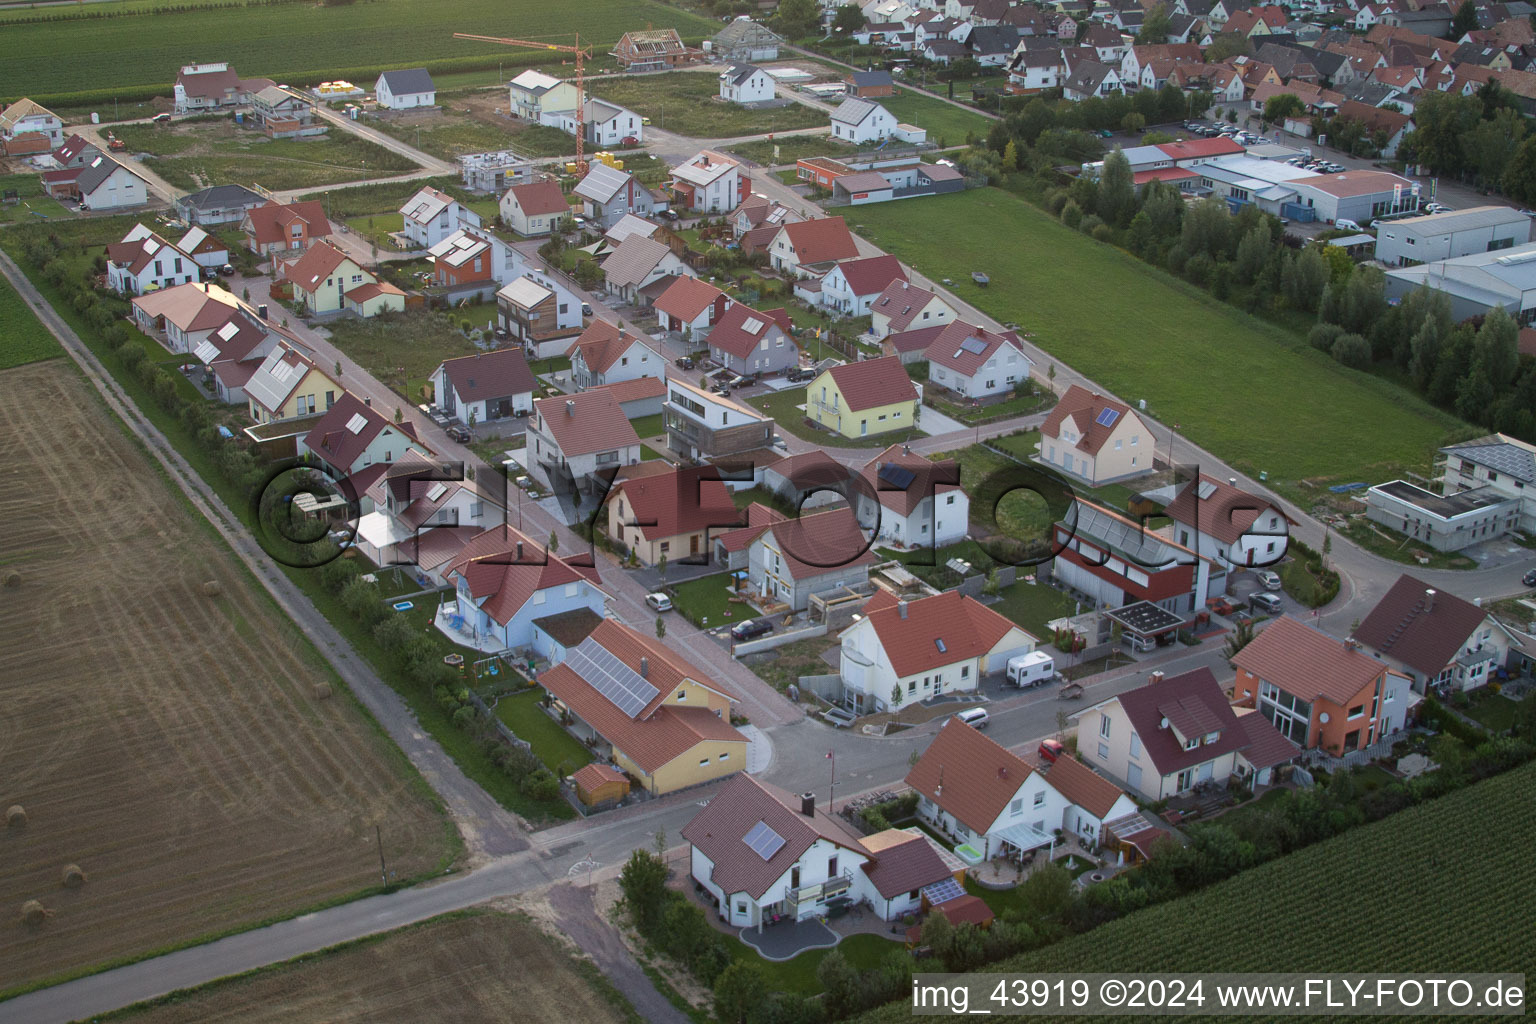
[0,360,453,994]
[113,910,637,1024]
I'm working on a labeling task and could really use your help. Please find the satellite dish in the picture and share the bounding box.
[1319,712,1330,724]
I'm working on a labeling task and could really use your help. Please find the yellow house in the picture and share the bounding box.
[537,619,747,794]
[283,239,380,316]
[1037,383,1156,485]
[244,343,343,424]
[807,354,918,440]
[606,464,740,567]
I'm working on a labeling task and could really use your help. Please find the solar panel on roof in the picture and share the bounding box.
[1196,480,1217,500]
[922,878,964,905]
[742,316,764,334]
[959,336,987,354]
[345,413,369,434]
[568,636,658,719]
[743,820,786,861]
[878,463,916,489]
[217,321,240,341]
[425,482,447,502]
[1095,407,1120,428]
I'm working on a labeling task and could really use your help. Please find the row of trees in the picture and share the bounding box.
[1398,83,1536,202]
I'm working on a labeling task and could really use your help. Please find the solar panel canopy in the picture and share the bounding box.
[923,878,964,905]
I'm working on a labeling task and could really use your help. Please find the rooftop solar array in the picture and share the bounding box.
[743,820,787,861]
[567,635,658,718]
[345,412,369,434]
[1095,407,1120,428]
[878,463,916,489]
[959,336,988,354]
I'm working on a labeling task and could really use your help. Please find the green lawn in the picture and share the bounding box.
[878,87,994,147]
[990,578,1082,641]
[730,933,903,996]
[749,387,923,448]
[640,443,670,462]
[1460,688,1521,733]
[325,310,479,406]
[345,212,405,251]
[1333,517,1478,570]
[849,190,1468,496]
[664,572,742,628]
[370,114,516,162]
[727,134,844,166]
[629,413,665,439]
[508,125,581,158]
[1,0,718,99]
[0,273,60,369]
[493,688,594,777]
[927,385,1055,425]
[587,73,827,138]
[0,172,72,226]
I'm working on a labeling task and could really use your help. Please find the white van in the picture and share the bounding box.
[1006,651,1056,688]
[954,707,990,730]
[1335,218,1363,233]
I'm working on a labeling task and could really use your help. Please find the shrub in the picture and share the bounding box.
[1329,331,1372,368]
[1308,321,1345,352]
[118,344,146,372]
[1091,223,1116,243]
[521,767,560,801]
[1060,200,1083,230]
[339,576,384,626]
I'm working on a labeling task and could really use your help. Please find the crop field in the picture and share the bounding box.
[856,761,1536,1022]
[0,360,452,994]
[587,72,828,137]
[849,190,1467,490]
[109,119,417,192]
[0,273,59,369]
[114,911,636,1023]
[0,0,719,101]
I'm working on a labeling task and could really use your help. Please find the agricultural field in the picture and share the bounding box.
[0,360,453,995]
[849,190,1467,494]
[0,0,719,101]
[856,760,1536,1022]
[112,911,638,1023]
[0,273,59,369]
[879,87,995,147]
[587,72,828,137]
[109,119,417,192]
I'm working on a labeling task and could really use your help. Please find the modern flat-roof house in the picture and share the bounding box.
[1053,498,1223,620]
[1077,668,1298,800]
[869,279,957,340]
[1363,478,1521,552]
[665,378,774,462]
[1232,617,1416,755]
[1374,206,1533,267]
[374,68,436,109]
[855,443,967,549]
[839,589,1035,713]
[496,269,583,353]
[925,321,1032,400]
[1037,383,1155,485]
[1385,243,1536,323]
[250,85,323,138]
[1438,433,1536,535]
[567,318,663,391]
[671,150,745,214]
[607,465,740,566]
[499,180,571,237]
[539,620,745,795]
[705,303,797,377]
[525,389,642,499]
[431,348,536,425]
[746,507,878,612]
[1354,574,1527,693]
[1157,473,1293,570]
[806,356,919,440]
[441,525,607,655]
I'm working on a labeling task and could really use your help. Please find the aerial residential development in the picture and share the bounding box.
[3,1,1536,1021]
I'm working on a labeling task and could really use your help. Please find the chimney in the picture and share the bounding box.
[364,396,372,407]
[1229,477,1237,487]
[1345,637,1360,651]
[640,656,649,679]
[1425,588,1436,612]
[902,443,911,456]
[899,601,908,620]
[997,766,1008,780]
[516,540,523,561]
[800,792,816,817]
[566,399,575,416]
[1150,671,1165,685]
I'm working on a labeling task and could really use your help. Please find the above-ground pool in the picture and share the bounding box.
[954,843,984,866]
[392,601,414,611]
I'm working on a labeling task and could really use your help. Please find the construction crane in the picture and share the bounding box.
[454,32,593,173]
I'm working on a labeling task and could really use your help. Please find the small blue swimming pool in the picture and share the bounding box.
[392,601,414,611]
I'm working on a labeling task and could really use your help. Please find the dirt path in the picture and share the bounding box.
[547,883,692,1024]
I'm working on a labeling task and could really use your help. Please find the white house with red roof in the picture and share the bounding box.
[297,391,427,478]
[498,180,571,237]
[705,303,797,376]
[817,254,908,316]
[747,507,880,611]
[769,217,860,279]
[856,443,968,549]
[399,185,481,250]
[1076,667,1298,801]
[105,225,197,296]
[926,321,1032,399]
[1352,575,1524,693]
[567,318,664,391]
[606,464,740,566]
[430,347,536,425]
[1037,383,1155,485]
[839,590,1035,712]
[1157,473,1293,571]
[352,450,503,570]
[441,525,608,654]
[869,279,957,340]
[1054,497,1223,618]
[653,276,730,340]
[525,389,643,498]
[173,62,273,112]
[538,620,746,795]
[282,240,391,316]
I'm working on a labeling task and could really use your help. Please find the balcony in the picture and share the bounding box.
[784,869,852,912]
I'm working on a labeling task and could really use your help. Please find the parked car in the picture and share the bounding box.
[218,263,236,276]
[675,355,695,370]
[1256,569,1283,591]
[954,707,989,729]
[1523,568,1536,587]
[152,113,172,124]
[1251,591,1283,615]
[772,434,788,451]
[580,301,592,317]
[713,383,732,397]
[1096,128,1113,138]
[822,707,856,728]
[1038,739,1065,763]
[645,592,673,612]
[731,618,774,641]
[445,424,472,443]
[785,366,814,382]
[620,135,639,146]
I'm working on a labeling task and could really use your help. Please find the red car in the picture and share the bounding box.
[621,135,639,146]
[1038,739,1065,763]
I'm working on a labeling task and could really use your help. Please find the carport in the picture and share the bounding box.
[1105,600,1186,650]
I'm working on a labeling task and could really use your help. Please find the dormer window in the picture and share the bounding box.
[1184,737,1198,750]
[1204,732,1219,745]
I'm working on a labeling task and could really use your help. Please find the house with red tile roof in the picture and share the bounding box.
[870,280,958,341]
[525,388,643,498]
[430,348,536,425]
[906,718,1135,859]
[352,450,505,570]
[926,321,1032,400]
[497,180,571,237]
[241,199,331,262]
[282,240,389,316]
[1054,497,1223,620]
[1040,754,1139,847]
[807,356,919,440]
[839,589,1037,712]
[1038,383,1155,485]
[683,773,956,927]
[606,465,741,566]
[297,391,426,477]
[767,216,860,278]
[173,62,272,112]
[704,302,797,376]
[1158,473,1293,571]
[853,442,968,548]
[539,619,744,795]
[105,225,197,296]
[712,500,789,571]
[1231,617,1414,754]
[817,254,908,315]
[653,276,730,340]
[1077,667,1298,800]
[440,524,608,653]
[566,318,664,391]
[747,507,879,611]
[1352,575,1524,693]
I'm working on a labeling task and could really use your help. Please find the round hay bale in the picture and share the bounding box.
[2,570,20,588]
[61,864,86,888]
[312,682,332,701]
[20,900,50,926]
[201,580,222,597]
[6,805,25,828]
